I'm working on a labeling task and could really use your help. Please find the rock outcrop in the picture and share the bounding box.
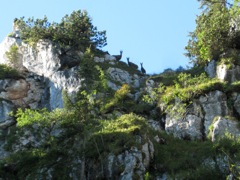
[1,24,240,179]
[0,37,83,111]
[210,116,240,142]
[205,60,240,83]
[106,140,154,180]
[107,67,142,90]
[0,33,154,179]
[165,90,232,140]
[217,64,240,83]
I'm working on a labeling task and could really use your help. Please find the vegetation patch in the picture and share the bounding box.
[152,131,240,179]
[15,10,107,52]
[0,64,20,79]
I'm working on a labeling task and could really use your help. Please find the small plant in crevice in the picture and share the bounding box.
[5,44,20,66]
[0,64,20,79]
[100,84,132,114]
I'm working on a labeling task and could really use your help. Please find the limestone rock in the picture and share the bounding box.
[0,37,22,65]
[21,39,61,77]
[233,93,240,116]
[0,100,14,123]
[94,56,104,63]
[205,60,216,78]
[148,119,162,131]
[107,68,131,85]
[106,140,154,180]
[217,64,240,83]
[1,79,28,100]
[165,114,204,140]
[107,148,145,180]
[210,116,240,142]
[199,90,229,135]
[142,140,154,167]
[0,37,82,112]
[104,54,116,61]
[107,67,141,89]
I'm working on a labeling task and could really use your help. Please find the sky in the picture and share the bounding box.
[0,1,200,74]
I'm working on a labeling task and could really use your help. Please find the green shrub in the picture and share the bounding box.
[92,113,149,155]
[158,73,224,117]
[152,131,240,179]
[0,64,20,79]
[101,84,132,113]
[15,10,107,52]
[5,45,19,64]
[185,1,238,66]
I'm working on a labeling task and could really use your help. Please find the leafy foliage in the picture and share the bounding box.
[1,106,150,179]
[153,131,240,179]
[93,113,149,155]
[0,41,151,179]
[157,72,224,118]
[101,84,131,113]
[15,10,107,51]
[3,5,240,178]
[185,0,240,66]
[5,45,19,64]
[0,64,20,79]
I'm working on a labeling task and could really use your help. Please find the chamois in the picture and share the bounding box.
[126,57,138,70]
[113,50,123,61]
[140,63,146,74]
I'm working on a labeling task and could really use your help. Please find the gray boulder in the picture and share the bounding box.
[217,64,240,83]
[199,90,229,135]
[210,116,240,142]
[205,60,216,78]
[107,67,141,89]
[165,114,204,140]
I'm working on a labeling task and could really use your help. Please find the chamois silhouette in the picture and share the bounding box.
[113,50,123,61]
[126,57,138,69]
[140,63,146,74]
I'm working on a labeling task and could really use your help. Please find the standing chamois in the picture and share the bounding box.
[113,50,123,61]
[140,63,146,74]
[126,57,138,70]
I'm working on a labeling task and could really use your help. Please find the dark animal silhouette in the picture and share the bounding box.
[113,50,123,61]
[140,63,146,74]
[126,57,138,69]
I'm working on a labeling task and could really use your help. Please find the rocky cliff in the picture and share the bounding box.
[0,32,156,179]
[0,29,240,179]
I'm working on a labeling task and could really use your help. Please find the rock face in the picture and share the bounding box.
[106,140,154,180]
[0,37,83,160]
[165,114,204,140]
[165,90,231,140]
[0,37,82,112]
[199,90,229,135]
[0,100,14,122]
[107,67,141,90]
[210,116,240,142]
[205,60,216,78]
[2,27,240,179]
[0,36,22,65]
[217,64,240,82]
[205,60,240,83]
[0,34,153,179]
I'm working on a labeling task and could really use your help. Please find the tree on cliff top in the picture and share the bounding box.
[185,0,240,66]
[15,10,107,52]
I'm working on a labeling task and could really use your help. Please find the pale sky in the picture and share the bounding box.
[0,1,200,74]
